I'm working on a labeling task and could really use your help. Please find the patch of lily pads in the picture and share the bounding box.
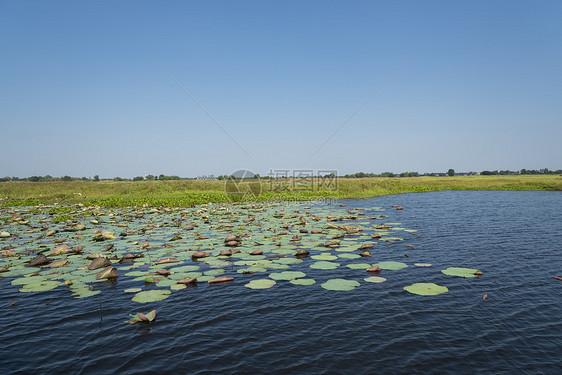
[0,201,482,323]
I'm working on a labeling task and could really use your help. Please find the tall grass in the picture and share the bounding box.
[0,175,560,207]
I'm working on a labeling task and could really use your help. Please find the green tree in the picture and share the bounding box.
[447,169,455,176]
[93,175,100,181]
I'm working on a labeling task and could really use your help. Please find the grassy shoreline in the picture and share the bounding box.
[0,175,560,208]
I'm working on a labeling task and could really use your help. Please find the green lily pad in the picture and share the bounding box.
[72,288,102,298]
[244,279,277,289]
[269,271,306,280]
[310,261,340,270]
[321,278,360,291]
[346,263,372,270]
[415,263,432,267]
[170,284,186,291]
[337,253,361,259]
[404,283,449,295]
[375,261,408,270]
[132,289,171,303]
[441,267,481,278]
[364,276,387,283]
[290,278,316,286]
[311,253,338,261]
[204,269,226,276]
[19,280,62,292]
[154,278,176,287]
[124,288,142,293]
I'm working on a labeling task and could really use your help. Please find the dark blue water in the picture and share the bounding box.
[1,191,561,374]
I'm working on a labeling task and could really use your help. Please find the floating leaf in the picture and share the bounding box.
[310,261,340,270]
[244,279,277,289]
[124,288,142,293]
[364,276,387,283]
[170,284,186,291]
[204,269,226,276]
[72,288,102,298]
[310,253,338,261]
[346,263,372,270]
[375,261,408,270]
[269,271,306,280]
[441,267,481,278]
[404,283,448,295]
[132,290,171,303]
[321,278,360,291]
[337,253,361,259]
[19,280,61,292]
[414,263,432,267]
[290,278,316,286]
[127,309,157,324]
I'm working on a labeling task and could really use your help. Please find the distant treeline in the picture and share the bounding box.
[0,168,560,182]
[0,174,184,182]
[344,168,562,178]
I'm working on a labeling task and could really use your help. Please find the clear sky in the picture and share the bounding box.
[1,0,561,178]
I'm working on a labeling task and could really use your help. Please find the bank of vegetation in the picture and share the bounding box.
[0,175,560,208]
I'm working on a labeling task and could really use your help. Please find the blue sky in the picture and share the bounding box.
[1,0,560,178]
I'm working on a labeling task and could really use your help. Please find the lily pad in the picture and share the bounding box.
[414,263,432,267]
[311,253,338,261]
[290,278,316,286]
[404,283,449,295]
[441,267,481,278]
[132,289,171,303]
[269,271,306,280]
[321,278,360,291]
[19,280,62,292]
[364,276,387,283]
[337,253,361,259]
[72,288,102,298]
[310,261,340,270]
[244,279,277,289]
[346,263,372,270]
[375,261,408,270]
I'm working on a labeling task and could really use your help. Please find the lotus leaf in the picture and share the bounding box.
[364,276,387,283]
[337,253,361,259]
[404,283,449,295]
[441,267,481,278]
[375,261,408,270]
[310,261,340,270]
[346,263,372,270]
[244,279,276,289]
[311,254,338,261]
[132,289,171,303]
[289,278,316,286]
[19,280,62,292]
[269,271,306,280]
[321,278,360,291]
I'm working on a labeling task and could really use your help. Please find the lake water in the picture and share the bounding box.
[1,191,560,374]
